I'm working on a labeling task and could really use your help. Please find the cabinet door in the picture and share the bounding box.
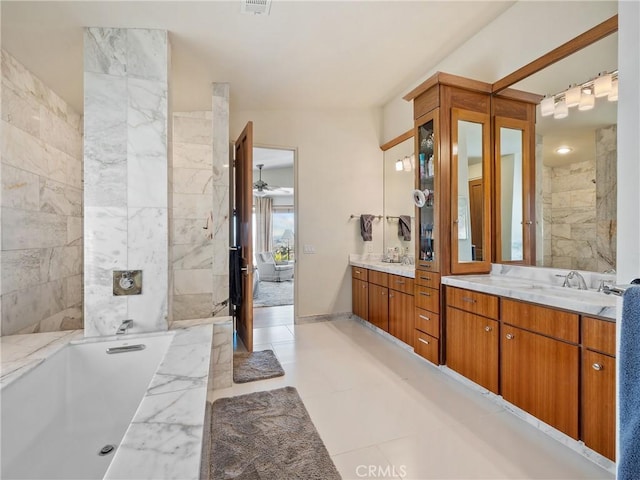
[446,307,498,393]
[494,116,534,265]
[389,291,415,347]
[582,350,616,460]
[415,110,440,273]
[368,283,389,332]
[352,278,368,321]
[450,108,491,274]
[502,325,579,439]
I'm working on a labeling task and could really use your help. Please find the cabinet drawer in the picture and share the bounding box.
[582,316,616,357]
[351,266,368,282]
[502,298,579,344]
[368,269,389,287]
[415,286,440,313]
[415,272,441,290]
[415,309,440,338]
[389,274,414,295]
[446,286,498,319]
[414,330,439,365]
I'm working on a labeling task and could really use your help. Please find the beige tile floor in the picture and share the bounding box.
[209,307,613,480]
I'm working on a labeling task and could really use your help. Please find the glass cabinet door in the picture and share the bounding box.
[415,110,439,272]
[450,108,491,274]
[495,116,534,264]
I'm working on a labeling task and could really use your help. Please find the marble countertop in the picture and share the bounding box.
[442,265,618,321]
[0,317,230,480]
[349,254,415,278]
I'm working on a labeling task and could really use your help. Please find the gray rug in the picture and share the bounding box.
[253,280,293,307]
[208,387,341,480]
[233,349,285,384]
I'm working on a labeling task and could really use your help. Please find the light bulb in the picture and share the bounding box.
[395,159,403,171]
[553,98,568,119]
[565,85,581,108]
[555,146,573,155]
[402,156,412,172]
[578,89,595,111]
[540,96,555,117]
[594,72,612,98]
[608,78,618,101]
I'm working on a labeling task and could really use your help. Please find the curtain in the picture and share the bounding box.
[255,196,273,253]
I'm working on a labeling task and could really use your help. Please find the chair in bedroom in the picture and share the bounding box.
[255,252,294,282]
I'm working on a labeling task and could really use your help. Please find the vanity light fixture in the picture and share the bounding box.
[402,155,413,172]
[578,88,595,111]
[395,159,403,171]
[553,98,569,119]
[539,70,617,118]
[555,146,573,155]
[593,71,613,97]
[608,78,618,101]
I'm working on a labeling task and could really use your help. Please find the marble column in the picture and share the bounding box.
[595,124,617,272]
[83,28,169,336]
[211,83,230,316]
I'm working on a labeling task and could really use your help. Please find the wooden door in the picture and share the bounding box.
[468,179,483,261]
[234,122,254,352]
[368,283,389,332]
[352,278,369,321]
[501,325,579,439]
[582,350,616,460]
[389,291,414,347]
[445,307,498,393]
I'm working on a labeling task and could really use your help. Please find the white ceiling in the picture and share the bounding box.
[253,147,294,170]
[1,1,514,114]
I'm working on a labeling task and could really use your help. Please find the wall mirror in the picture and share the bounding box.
[382,137,415,256]
[500,26,617,273]
[451,109,491,272]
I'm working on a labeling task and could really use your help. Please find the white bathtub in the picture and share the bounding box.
[1,333,174,480]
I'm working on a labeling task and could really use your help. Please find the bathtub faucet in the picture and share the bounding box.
[116,319,133,335]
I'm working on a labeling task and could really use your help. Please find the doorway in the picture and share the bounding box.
[252,146,296,330]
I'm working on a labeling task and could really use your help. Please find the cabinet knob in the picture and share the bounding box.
[396,280,405,285]
[505,333,514,340]
[389,293,394,298]
[592,363,604,371]
[420,292,431,297]
[420,276,431,281]
[484,326,492,332]
[381,291,386,296]
[461,296,476,303]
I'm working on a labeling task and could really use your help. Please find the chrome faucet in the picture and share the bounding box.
[116,319,133,335]
[566,271,588,290]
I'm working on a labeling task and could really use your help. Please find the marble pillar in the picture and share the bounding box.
[595,124,617,272]
[83,28,169,336]
[211,83,230,316]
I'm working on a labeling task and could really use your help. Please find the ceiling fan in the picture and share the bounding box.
[253,164,277,197]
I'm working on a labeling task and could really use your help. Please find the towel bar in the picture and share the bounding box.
[349,214,382,220]
[603,280,640,296]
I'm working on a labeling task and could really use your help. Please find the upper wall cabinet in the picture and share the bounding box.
[406,72,538,275]
[407,73,493,275]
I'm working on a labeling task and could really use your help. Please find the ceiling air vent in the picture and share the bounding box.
[241,0,272,15]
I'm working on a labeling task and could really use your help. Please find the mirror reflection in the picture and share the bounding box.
[383,137,415,258]
[498,127,524,262]
[512,32,617,272]
[456,120,484,262]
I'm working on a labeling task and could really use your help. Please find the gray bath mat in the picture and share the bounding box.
[233,349,285,383]
[208,387,341,480]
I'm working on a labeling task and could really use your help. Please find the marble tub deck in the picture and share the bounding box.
[0,316,233,480]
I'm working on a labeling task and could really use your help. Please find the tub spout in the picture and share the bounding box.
[116,319,133,335]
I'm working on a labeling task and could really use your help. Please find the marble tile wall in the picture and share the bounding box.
[1,49,83,336]
[171,112,215,320]
[595,125,617,272]
[83,28,170,337]
[542,125,617,272]
[170,84,230,320]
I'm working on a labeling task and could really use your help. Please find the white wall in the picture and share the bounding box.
[231,109,383,319]
[382,1,618,143]
[617,0,640,284]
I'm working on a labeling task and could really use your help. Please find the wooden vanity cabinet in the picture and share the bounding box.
[501,300,579,439]
[351,267,369,321]
[445,286,499,392]
[581,316,616,460]
[414,272,441,365]
[389,275,415,347]
[368,272,389,332]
